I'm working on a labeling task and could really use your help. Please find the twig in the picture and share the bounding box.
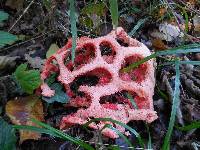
[8,0,34,32]
[0,30,53,52]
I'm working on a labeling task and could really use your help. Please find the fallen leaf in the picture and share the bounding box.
[6,0,24,11]
[158,7,167,18]
[150,22,184,42]
[0,55,19,70]
[152,39,168,50]
[25,53,44,70]
[193,15,200,32]
[6,95,44,143]
[159,23,184,41]
[46,43,59,58]
[0,118,17,150]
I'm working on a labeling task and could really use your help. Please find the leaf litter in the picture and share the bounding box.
[0,0,200,150]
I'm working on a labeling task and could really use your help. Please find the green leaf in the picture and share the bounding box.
[109,0,118,29]
[0,31,18,48]
[14,64,41,94]
[46,43,59,58]
[0,11,9,23]
[69,0,77,63]
[42,83,69,103]
[162,61,180,150]
[176,121,200,131]
[0,118,17,150]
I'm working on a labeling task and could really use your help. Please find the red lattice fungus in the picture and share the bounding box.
[41,27,158,138]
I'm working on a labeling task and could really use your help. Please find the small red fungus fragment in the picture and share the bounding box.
[41,27,157,138]
[102,103,118,110]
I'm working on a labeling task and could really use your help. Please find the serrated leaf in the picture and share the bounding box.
[0,31,18,48]
[0,118,17,150]
[6,95,44,143]
[46,43,59,58]
[0,11,9,22]
[14,64,41,94]
[42,83,69,103]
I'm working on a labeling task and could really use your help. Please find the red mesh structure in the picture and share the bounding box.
[41,27,158,138]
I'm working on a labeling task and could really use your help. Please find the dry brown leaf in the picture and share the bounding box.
[6,0,24,11]
[158,7,167,18]
[6,95,44,143]
[152,39,168,50]
[193,15,200,32]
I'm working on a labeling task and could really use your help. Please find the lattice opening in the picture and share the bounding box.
[100,41,116,64]
[116,38,129,47]
[99,90,150,110]
[64,43,96,71]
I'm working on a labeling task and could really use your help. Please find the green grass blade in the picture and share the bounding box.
[179,61,200,65]
[176,121,200,131]
[84,117,144,148]
[145,123,152,149]
[183,9,189,33]
[162,61,200,66]
[157,44,200,56]
[109,0,118,29]
[128,17,149,36]
[126,93,152,149]
[162,61,180,150]
[101,124,134,149]
[12,125,62,138]
[121,53,156,72]
[69,0,77,63]
[126,93,138,109]
[31,118,94,150]
[122,44,200,72]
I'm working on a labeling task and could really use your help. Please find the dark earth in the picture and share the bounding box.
[0,0,200,150]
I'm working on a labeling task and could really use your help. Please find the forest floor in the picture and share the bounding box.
[0,0,200,150]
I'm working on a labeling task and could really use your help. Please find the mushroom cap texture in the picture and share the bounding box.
[41,27,158,138]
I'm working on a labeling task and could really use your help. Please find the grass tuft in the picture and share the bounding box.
[84,117,145,148]
[69,0,77,63]
[162,60,180,150]
[109,0,119,29]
